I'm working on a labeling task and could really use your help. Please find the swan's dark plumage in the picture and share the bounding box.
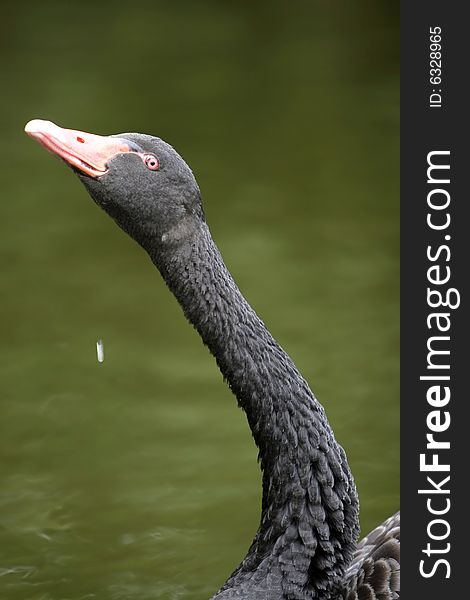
[341,512,400,600]
[25,121,400,600]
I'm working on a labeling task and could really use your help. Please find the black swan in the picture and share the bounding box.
[25,119,400,600]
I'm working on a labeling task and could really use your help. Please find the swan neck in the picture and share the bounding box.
[150,223,359,599]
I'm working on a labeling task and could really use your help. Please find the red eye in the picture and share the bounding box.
[143,154,159,171]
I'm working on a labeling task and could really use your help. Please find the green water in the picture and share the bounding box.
[1,1,399,598]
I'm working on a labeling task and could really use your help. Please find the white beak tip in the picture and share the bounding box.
[25,119,55,135]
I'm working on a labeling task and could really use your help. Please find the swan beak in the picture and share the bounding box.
[25,119,133,178]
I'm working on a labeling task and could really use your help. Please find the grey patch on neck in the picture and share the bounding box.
[161,216,199,246]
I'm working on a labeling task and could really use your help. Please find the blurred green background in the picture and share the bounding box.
[0,1,399,598]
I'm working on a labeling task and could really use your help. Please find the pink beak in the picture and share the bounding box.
[25,119,133,178]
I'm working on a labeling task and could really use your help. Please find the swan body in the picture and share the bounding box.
[25,120,400,600]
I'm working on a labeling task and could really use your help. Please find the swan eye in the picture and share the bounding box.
[143,154,159,171]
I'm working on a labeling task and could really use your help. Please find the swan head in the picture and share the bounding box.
[25,120,205,252]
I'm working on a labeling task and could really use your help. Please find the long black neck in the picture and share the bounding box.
[150,222,359,599]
